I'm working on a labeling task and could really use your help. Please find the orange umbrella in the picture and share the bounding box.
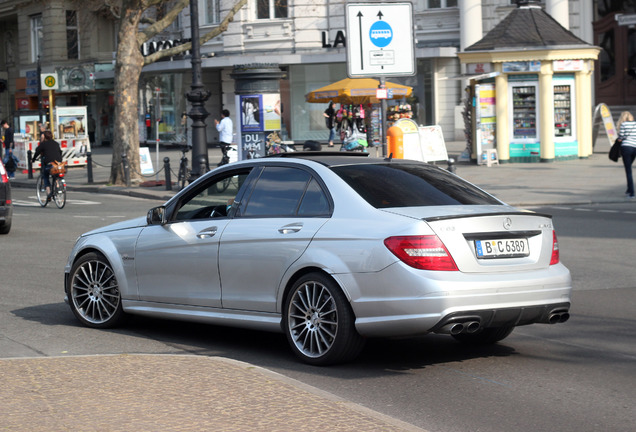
[305,77,412,104]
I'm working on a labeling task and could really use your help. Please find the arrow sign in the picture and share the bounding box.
[345,3,415,78]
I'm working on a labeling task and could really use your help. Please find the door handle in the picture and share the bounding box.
[196,227,218,238]
[278,223,303,234]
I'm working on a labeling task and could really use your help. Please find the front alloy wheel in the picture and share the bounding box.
[284,273,364,365]
[68,252,124,328]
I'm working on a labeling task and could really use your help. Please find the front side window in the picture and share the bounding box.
[31,14,43,62]
[257,0,288,19]
[206,0,221,24]
[66,10,79,60]
[331,163,501,208]
[174,171,251,221]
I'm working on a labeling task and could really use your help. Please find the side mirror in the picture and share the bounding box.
[147,206,167,225]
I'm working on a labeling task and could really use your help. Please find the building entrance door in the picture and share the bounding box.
[594,13,636,106]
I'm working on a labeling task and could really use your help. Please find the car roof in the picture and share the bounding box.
[265,151,416,167]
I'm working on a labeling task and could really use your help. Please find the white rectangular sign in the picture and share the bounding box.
[346,2,415,78]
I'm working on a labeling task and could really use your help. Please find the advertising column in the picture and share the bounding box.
[231,65,284,160]
[475,83,496,164]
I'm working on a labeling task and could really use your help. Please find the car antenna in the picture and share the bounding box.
[388,152,393,161]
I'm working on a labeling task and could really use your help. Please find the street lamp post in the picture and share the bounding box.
[186,0,211,178]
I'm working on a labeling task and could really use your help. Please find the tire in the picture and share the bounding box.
[283,273,365,365]
[67,252,125,328]
[0,220,10,234]
[36,176,48,207]
[53,178,66,209]
[452,325,515,345]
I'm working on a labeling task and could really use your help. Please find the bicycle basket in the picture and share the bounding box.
[50,161,67,175]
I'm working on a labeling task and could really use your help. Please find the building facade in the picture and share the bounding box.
[0,0,632,150]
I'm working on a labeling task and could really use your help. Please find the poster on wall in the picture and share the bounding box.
[55,106,88,139]
[262,94,282,131]
[477,84,496,150]
[240,95,263,132]
[241,132,266,159]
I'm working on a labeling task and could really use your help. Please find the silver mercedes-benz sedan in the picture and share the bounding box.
[64,153,571,365]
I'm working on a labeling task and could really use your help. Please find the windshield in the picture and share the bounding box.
[330,163,501,208]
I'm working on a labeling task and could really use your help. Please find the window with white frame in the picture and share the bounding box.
[31,14,43,63]
[257,0,288,19]
[66,10,79,59]
[206,0,221,24]
[426,0,458,8]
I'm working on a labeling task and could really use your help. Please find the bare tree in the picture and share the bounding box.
[108,0,247,185]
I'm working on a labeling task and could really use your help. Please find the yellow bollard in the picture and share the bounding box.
[387,126,404,158]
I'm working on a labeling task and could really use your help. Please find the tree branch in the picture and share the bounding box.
[138,0,189,45]
[142,0,247,66]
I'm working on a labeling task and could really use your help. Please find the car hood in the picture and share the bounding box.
[81,216,147,237]
[380,204,525,220]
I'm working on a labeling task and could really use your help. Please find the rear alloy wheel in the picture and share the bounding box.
[284,273,364,365]
[68,252,124,328]
[452,325,515,345]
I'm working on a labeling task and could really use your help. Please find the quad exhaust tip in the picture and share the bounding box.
[548,311,570,324]
[438,321,481,335]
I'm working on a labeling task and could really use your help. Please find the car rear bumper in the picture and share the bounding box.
[336,261,572,338]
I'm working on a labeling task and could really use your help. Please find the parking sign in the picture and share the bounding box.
[345,3,415,78]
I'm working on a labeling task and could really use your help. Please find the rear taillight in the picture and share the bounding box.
[384,235,458,271]
[550,231,560,265]
[0,172,7,183]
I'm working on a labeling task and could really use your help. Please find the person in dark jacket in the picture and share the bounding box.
[2,119,14,158]
[32,130,63,197]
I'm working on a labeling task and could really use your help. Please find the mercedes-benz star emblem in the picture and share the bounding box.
[503,217,512,230]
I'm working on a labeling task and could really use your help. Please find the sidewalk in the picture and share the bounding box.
[0,354,424,432]
[9,139,633,206]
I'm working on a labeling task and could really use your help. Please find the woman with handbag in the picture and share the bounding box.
[616,111,636,199]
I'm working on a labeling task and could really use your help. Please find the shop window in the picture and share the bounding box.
[257,0,287,19]
[67,11,79,60]
[31,14,43,63]
[206,0,221,24]
[426,0,457,8]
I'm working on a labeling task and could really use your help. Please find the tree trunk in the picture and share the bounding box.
[110,4,144,185]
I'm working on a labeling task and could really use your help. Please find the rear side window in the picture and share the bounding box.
[331,163,500,207]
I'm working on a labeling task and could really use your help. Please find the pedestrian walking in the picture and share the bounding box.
[323,101,336,147]
[215,109,233,146]
[1,119,17,178]
[616,111,636,198]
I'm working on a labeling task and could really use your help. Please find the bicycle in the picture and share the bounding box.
[36,162,67,209]
[215,145,232,193]
[177,146,191,190]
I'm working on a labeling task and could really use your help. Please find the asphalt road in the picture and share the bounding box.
[2,190,635,432]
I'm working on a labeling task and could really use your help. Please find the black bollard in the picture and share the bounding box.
[27,150,33,179]
[446,157,456,174]
[164,157,172,191]
[198,155,208,179]
[86,152,94,184]
[121,152,131,187]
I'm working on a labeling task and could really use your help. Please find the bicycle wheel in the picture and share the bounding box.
[36,176,48,207]
[53,178,66,209]
[215,177,231,193]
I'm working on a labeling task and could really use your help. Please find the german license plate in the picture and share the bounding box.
[475,238,529,259]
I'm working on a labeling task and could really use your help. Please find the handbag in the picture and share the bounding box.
[609,138,622,162]
[50,160,67,175]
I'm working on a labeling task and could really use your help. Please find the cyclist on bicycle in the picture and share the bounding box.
[32,130,63,201]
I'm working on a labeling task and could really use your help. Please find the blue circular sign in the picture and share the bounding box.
[369,21,393,48]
